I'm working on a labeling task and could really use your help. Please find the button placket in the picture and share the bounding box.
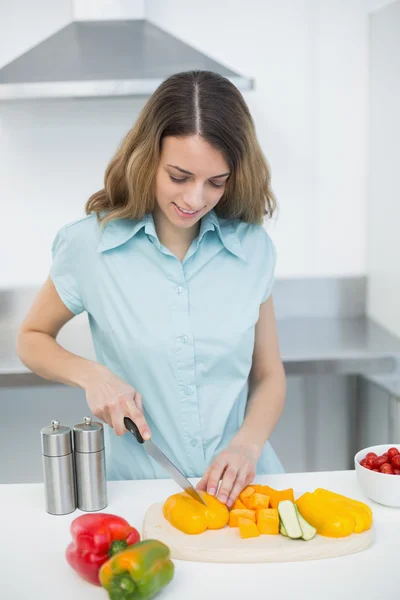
[173,266,205,474]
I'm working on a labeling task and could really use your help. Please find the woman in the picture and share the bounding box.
[17,70,286,508]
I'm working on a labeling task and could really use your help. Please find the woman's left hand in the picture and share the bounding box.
[196,439,260,508]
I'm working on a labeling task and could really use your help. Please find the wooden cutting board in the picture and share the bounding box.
[142,502,374,563]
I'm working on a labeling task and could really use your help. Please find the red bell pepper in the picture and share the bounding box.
[66,513,140,586]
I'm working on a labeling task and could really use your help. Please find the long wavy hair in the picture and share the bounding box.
[85,70,276,225]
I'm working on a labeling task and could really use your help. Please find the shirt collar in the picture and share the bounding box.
[97,210,246,261]
[97,214,152,253]
[199,210,246,261]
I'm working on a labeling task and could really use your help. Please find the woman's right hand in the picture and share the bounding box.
[84,365,151,439]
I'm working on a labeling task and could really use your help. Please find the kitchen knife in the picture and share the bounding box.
[124,417,206,505]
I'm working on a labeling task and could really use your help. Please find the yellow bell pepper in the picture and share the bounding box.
[313,488,373,533]
[162,491,229,535]
[296,489,372,538]
[228,509,256,527]
[256,508,279,535]
[239,486,256,508]
[232,498,246,510]
[238,518,260,538]
[247,493,270,510]
[261,486,295,509]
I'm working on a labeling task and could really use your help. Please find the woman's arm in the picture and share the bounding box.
[16,277,151,438]
[197,296,286,506]
[17,277,100,388]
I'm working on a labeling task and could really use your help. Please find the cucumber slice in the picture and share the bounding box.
[279,518,288,537]
[277,500,302,539]
[295,506,317,541]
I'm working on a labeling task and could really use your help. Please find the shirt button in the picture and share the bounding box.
[176,286,183,294]
[181,335,188,344]
[190,439,198,447]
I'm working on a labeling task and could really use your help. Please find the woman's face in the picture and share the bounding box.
[154,135,230,230]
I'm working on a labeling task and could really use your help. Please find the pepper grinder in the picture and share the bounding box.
[73,416,107,512]
[41,420,77,515]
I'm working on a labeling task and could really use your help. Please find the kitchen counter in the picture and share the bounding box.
[1,470,399,600]
[2,313,400,385]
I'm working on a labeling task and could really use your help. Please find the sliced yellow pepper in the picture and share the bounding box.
[228,508,256,527]
[313,488,372,533]
[238,518,260,538]
[257,508,279,535]
[296,489,372,538]
[296,492,356,537]
[232,498,246,510]
[313,488,373,531]
[162,491,229,535]
[260,485,295,509]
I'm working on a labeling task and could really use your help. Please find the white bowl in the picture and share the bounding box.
[354,444,400,507]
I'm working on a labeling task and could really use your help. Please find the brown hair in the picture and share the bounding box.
[85,70,276,225]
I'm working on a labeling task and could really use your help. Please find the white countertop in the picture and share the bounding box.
[1,470,399,600]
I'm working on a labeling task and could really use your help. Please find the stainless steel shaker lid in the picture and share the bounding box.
[41,420,73,457]
[73,416,104,452]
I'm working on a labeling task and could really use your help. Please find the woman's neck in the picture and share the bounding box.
[152,207,200,261]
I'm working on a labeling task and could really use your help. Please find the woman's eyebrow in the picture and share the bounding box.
[167,164,230,178]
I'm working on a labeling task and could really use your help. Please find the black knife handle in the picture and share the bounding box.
[124,417,144,444]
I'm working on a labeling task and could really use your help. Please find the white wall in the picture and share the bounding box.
[147,0,369,278]
[367,1,400,336]
[0,97,148,289]
[367,0,398,12]
[0,0,368,288]
[0,0,71,69]
[313,1,368,276]
[72,0,145,20]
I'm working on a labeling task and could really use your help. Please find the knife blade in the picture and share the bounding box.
[124,417,206,505]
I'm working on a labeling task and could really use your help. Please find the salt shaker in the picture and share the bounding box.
[73,416,107,512]
[40,420,77,515]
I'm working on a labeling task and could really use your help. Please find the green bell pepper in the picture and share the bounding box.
[99,539,174,600]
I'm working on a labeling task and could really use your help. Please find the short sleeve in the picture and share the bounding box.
[49,226,85,315]
[261,231,277,304]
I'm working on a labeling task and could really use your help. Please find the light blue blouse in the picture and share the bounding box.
[50,209,284,480]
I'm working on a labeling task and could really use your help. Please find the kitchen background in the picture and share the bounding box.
[1,0,399,484]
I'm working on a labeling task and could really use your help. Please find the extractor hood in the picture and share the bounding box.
[0,19,254,100]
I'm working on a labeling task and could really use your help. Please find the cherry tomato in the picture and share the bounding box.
[373,456,388,469]
[380,463,394,474]
[387,447,399,461]
[393,469,400,475]
[365,456,376,468]
[360,458,366,466]
[363,464,372,470]
[391,454,400,469]
[373,468,380,472]
[366,452,377,459]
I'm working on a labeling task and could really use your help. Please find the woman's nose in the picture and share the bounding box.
[182,187,205,210]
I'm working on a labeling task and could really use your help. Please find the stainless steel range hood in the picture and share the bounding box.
[0,19,253,100]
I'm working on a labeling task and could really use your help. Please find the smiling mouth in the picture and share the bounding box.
[172,202,204,216]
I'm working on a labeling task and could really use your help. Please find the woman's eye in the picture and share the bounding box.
[169,175,188,184]
[169,175,225,188]
[209,181,225,188]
